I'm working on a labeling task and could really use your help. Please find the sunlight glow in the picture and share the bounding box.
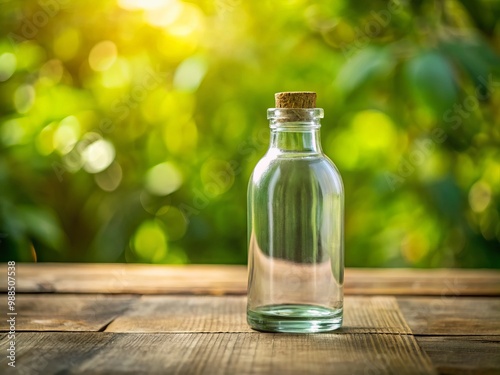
[166,3,204,37]
[118,0,172,10]
[82,139,116,173]
[132,220,168,262]
[54,116,81,155]
[0,53,16,82]
[145,162,183,196]
[1,119,26,146]
[100,58,131,88]
[95,161,123,192]
[173,56,207,92]
[89,41,117,72]
[14,84,35,114]
[469,181,492,213]
[144,0,182,27]
[351,110,397,150]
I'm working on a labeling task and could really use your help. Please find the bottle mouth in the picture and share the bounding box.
[267,108,324,122]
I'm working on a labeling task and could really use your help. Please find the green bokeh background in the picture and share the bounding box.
[0,0,499,267]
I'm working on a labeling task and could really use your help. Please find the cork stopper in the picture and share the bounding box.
[275,91,316,108]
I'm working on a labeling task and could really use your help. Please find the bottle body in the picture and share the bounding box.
[247,108,344,333]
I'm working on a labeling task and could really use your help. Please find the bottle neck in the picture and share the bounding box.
[269,128,322,154]
[267,108,324,155]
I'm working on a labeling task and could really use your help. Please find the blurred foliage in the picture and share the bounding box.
[0,0,499,267]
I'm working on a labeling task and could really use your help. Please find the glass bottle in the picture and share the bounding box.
[247,92,344,333]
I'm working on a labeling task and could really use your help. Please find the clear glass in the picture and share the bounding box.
[247,108,344,333]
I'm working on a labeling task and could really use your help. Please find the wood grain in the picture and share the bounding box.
[346,268,500,296]
[0,265,498,374]
[105,295,248,333]
[105,295,411,334]
[0,332,436,375]
[416,336,500,375]
[1,263,499,296]
[397,297,500,336]
[0,294,137,332]
[0,263,247,295]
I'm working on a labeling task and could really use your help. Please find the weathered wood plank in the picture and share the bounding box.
[0,332,115,375]
[105,295,247,333]
[1,263,499,296]
[0,295,137,332]
[416,336,500,375]
[397,297,500,336]
[0,332,437,374]
[346,268,500,296]
[0,263,247,295]
[105,295,411,334]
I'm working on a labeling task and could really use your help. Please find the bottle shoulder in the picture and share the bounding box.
[252,152,342,175]
[249,153,344,193]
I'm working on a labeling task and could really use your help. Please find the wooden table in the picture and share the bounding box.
[1,264,499,374]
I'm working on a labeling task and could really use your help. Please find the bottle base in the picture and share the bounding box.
[247,304,343,333]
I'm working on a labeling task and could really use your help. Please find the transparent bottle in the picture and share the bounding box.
[247,92,344,333]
